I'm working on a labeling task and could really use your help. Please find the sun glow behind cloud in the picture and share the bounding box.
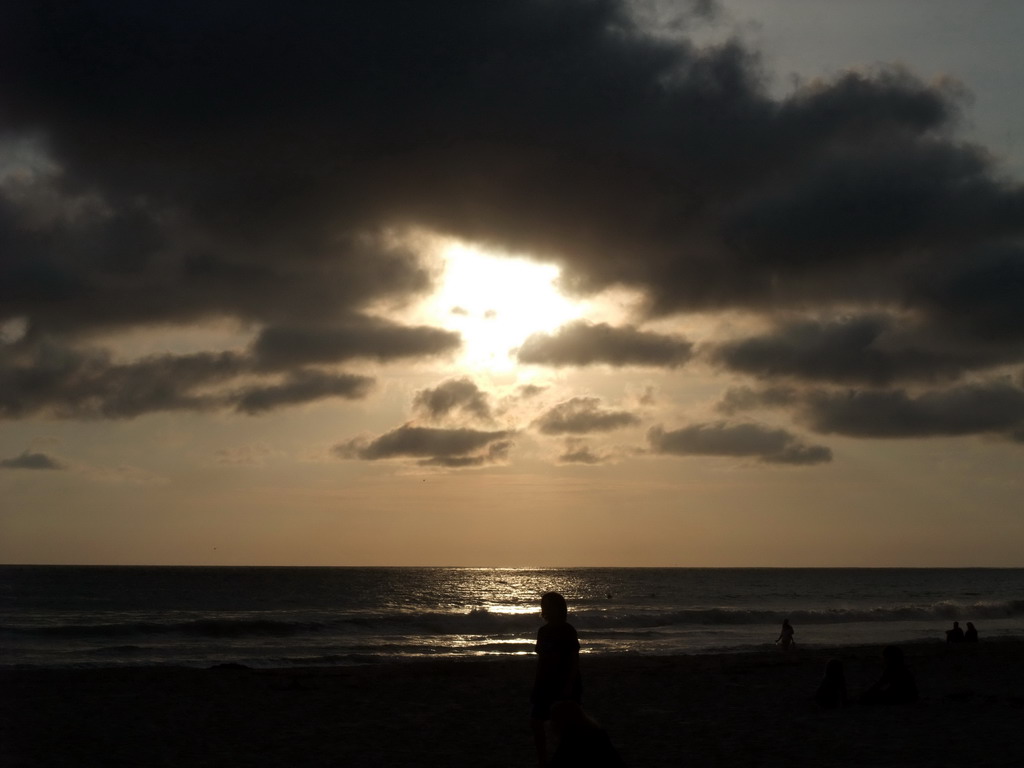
[423,243,587,373]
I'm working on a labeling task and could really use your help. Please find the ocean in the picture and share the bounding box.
[2,566,1023,669]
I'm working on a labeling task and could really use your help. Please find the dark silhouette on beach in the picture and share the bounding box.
[776,618,795,651]
[531,592,583,767]
[861,646,918,705]
[946,621,965,643]
[964,622,979,642]
[530,592,625,766]
[815,658,848,709]
[547,700,627,767]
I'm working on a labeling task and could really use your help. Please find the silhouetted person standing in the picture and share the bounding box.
[776,618,795,651]
[946,621,965,643]
[861,645,918,705]
[531,592,582,767]
[964,622,979,642]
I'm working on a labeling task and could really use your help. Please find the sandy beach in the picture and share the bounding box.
[3,640,1023,767]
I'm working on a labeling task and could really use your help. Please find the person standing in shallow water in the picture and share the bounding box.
[531,592,582,767]
[777,618,795,651]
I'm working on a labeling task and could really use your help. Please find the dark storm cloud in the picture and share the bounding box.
[719,131,1023,275]
[715,386,799,415]
[908,244,1024,342]
[707,315,1016,386]
[0,312,456,419]
[336,425,513,463]
[648,422,832,465]
[0,338,376,418]
[419,440,512,468]
[799,382,1024,439]
[0,450,65,470]
[231,370,374,414]
[7,0,1014,325]
[418,455,488,468]
[2,0,1023,429]
[413,378,493,422]
[715,380,1024,442]
[517,321,694,368]
[0,190,436,336]
[547,67,1024,318]
[558,438,605,465]
[533,397,641,435]
[0,341,242,418]
[252,321,460,370]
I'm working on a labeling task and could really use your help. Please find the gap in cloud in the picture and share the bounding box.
[401,239,627,375]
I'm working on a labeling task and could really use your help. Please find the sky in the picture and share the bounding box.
[2,0,1023,567]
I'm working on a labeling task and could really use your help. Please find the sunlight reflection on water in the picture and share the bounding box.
[5,567,1023,668]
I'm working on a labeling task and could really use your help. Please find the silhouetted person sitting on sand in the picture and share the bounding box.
[861,645,918,705]
[946,621,965,643]
[815,658,848,709]
[776,618,795,651]
[531,592,583,767]
[964,622,978,642]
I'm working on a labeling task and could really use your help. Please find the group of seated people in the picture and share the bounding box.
[945,621,979,643]
[815,621,981,709]
[815,645,918,709]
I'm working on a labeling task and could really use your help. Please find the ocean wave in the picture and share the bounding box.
[339,608,538,635]
[571,600,1024,628]
[3,618,328,640]
[89,645,145,656]
[321,599,1024,634]
[3,599,1021,644]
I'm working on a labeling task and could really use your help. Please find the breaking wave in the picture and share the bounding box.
[4,599,1021,645]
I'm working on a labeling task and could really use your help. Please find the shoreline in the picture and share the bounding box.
[7,632,1024,673]
[3,640,1023,766]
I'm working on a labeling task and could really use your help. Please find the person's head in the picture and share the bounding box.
[783,618,791,627]
[953,621,960,628]
[541,592,568,623]
[967,622,975,630]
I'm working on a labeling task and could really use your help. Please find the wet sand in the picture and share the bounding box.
[3,640,1023,767]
